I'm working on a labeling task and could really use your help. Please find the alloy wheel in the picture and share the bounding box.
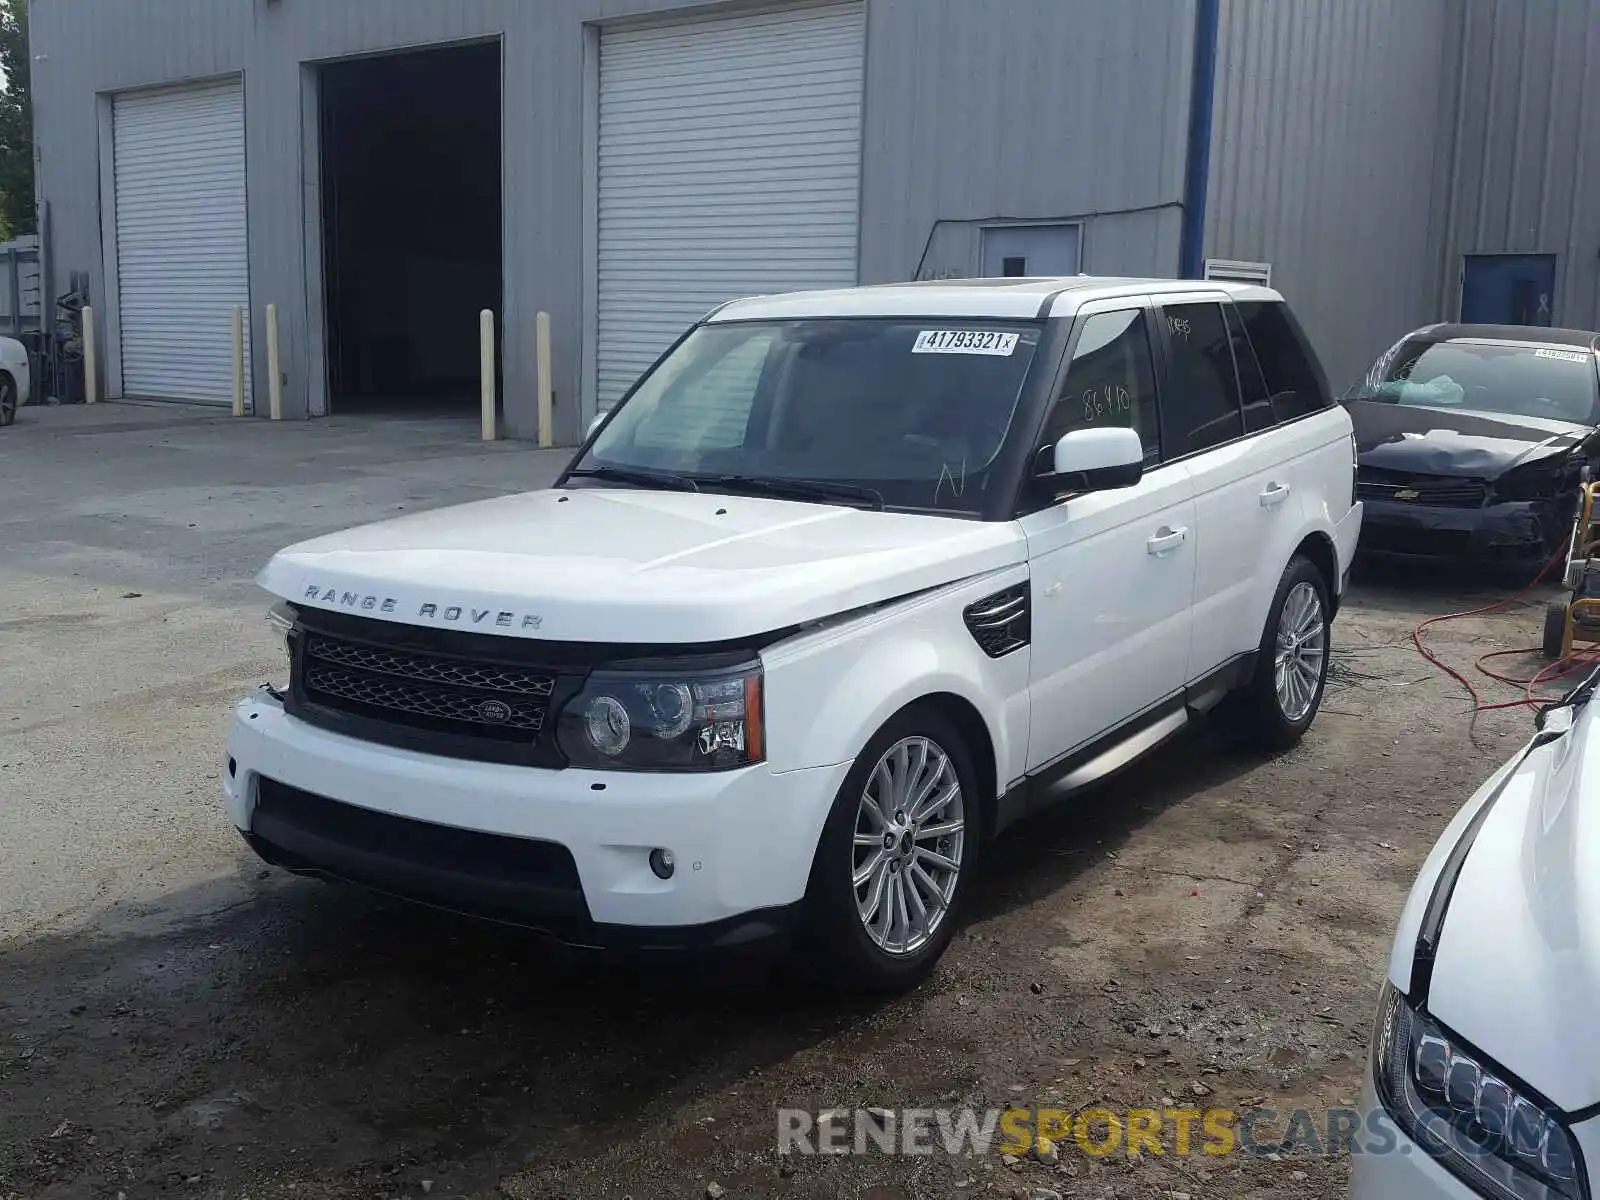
[851,736,965,955]
[1274,580,1326,722]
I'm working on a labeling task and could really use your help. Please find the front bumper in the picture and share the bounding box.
[225,690,849,951]
[1357,497,1566,567]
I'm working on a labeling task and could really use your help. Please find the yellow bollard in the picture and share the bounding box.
[536,310,553,448]
[82,306,98,404]
[480,308,496,441]
[266,303,282,420]
[231,305,246,416]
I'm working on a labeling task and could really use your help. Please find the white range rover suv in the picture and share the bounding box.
[226,277,1362,988]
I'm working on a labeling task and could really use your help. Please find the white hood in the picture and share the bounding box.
[259,487,1025,644]
[1425,691,1600,1111]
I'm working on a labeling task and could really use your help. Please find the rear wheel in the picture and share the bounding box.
[802,706,980,991]
[0,373,15,426]
[1226,555,1331,752]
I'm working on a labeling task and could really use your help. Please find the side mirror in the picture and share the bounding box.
[1047,427,1144,491]
[587,412,607,439]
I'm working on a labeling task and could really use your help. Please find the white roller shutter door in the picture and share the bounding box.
[595,2,864,411]
[113,80,251,405]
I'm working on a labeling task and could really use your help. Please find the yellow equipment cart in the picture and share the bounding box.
[1543,477,1600,660]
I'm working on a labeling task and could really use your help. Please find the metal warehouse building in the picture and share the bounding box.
[27,0,1600,442]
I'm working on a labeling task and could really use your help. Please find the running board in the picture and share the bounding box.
[1054,707,1190,793]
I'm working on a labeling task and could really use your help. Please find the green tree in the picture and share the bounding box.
[0,0,33,238]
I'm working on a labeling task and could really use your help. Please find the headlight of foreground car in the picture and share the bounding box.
[556,662,764,771]
[1374,983,1582,1198]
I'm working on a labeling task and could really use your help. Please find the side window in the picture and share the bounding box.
[1224,302,1274,433]
[1159,301,1245,457]
[1236,300,1333,423]
[1041,308,1160,463]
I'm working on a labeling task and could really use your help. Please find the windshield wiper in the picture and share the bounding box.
[695,474,885,511]
[565,465,699,492]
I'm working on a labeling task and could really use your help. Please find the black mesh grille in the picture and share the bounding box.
[1357,469,1488,508]
[293,619,560,753]
[964,585,1030,658]
[305,664,547,734]
[304,634,555,696]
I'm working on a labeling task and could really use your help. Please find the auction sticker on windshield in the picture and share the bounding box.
[1534,348,1591,364]
[913,329,1020,355]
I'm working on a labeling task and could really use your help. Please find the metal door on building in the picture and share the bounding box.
[112,79,251,405]
[1461,254,1556,327]
[593,2,865,414]
[980,224,1082,278]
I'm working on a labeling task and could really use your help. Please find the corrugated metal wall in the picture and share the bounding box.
[31,0,1196,439]
[1440,0,1600,334]
[858,0,1194,285]
[1204,0,1459,392]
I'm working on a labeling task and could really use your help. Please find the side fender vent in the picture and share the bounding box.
[963,584,1030,658]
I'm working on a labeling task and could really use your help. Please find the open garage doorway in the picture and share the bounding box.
[319,42,501,416]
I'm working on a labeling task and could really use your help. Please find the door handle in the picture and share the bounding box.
[1259,482,1292,509]
[1146,526,1188,556]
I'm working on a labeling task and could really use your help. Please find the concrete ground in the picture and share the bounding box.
[0,402,1567,1200]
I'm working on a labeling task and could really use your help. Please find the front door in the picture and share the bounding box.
[1019,302,1195,770]
[980,224,1082,279]
[1462,254,1557,326]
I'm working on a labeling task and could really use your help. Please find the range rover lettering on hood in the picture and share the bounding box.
[260,488,1026,644]
[299,584,543,630]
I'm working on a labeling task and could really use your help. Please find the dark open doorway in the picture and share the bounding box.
[319,42,501,415]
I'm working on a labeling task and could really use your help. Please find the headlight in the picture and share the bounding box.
[1495,457,1578,503]
[1374,983,1582,1198]
[265,601,294,679]
[555,662,764,772]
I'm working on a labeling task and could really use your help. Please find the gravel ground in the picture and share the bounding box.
[0,403,1570,1200]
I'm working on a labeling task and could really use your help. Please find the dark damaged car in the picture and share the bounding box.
[1346,323,1600,572]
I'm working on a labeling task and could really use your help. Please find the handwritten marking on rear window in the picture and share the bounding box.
[913,330,1019,356]
[1167,316,1192,340]
[1534,348,1591,364]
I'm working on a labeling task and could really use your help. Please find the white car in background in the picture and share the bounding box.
[0,334,28,425]
[1354,671,1600,1199]
[226,277,1361,989]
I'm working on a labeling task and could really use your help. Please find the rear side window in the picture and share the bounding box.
[1224,302,1274,432]
[1159,302,1245,456]
[1041,308,1161,462]
[1236,300,1332,422]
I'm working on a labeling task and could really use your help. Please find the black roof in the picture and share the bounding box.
[1412,322,1600,350]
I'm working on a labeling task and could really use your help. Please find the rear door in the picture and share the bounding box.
[1019,300,1196,769]
[1153,294,1296,681]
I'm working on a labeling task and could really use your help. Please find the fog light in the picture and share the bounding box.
[649,848,675,879]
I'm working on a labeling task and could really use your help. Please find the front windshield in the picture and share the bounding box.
[1345,338,1599,425]
[576,318,1043,514]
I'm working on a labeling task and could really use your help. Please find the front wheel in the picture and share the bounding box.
[0,372,15,426]
[801,707,980,991]
[1226,556,1331,752]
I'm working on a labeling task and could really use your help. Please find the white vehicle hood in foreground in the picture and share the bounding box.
[259,487,1025,644]
[1424,689,1600,1111]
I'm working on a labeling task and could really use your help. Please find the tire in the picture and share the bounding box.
[801,705,981,992]
[1544,600,1568,661]
[1227,555,1332,752]
[0,373,15,427]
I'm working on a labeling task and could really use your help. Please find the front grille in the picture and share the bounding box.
[291,615,562,758]
[304,634,555,696]
[1357,469,1488,508]
[304,664,548,733]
